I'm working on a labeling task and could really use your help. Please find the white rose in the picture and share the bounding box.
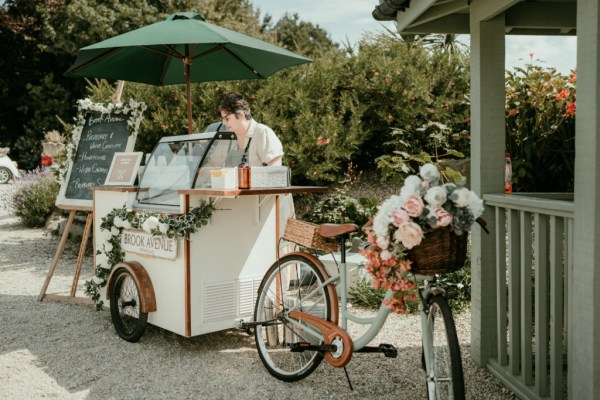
[104,242,113,252]
[96,253,107,267]
[452,188,471,207]
[373,196,402,239]
[79,98,93,109]
[424,186,447,207]
[403,175,422,191]
[380,250,392,261]
[376,236,389,250]
[122,220,131,229]
[92,276,104,285]
[158,223,169,235]
[419,163,440,181]
[143,216,160,233]
[467,191,485,219]
[113,217,124,228]
[100,229,112,242]
[110,226,120,236]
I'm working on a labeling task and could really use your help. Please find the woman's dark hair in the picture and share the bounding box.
[217,92,252,119]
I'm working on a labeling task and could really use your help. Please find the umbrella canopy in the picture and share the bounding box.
[66,12,312,133]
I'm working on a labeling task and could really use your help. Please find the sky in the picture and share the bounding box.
[249,0,577,75]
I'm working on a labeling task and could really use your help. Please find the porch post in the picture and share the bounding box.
[571,0,600,397]
[469,9,506,366]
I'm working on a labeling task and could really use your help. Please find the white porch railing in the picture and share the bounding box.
[482,193,574,400]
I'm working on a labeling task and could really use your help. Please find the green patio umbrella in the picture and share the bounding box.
[66,12,311,133]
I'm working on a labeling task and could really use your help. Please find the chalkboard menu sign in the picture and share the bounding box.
[64,112,129,200]
[56,100,145,209]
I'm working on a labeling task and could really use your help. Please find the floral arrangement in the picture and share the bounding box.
[85,202,214,309]
[58,98,147,185]
[360,163,484,313]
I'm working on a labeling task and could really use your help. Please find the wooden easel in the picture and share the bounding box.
[38,206,95,304]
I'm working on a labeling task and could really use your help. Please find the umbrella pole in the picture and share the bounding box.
[186,63,192,134]
[185,45,193,134]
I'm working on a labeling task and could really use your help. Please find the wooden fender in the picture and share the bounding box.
[106,261,157,313]
[285,251,339,325]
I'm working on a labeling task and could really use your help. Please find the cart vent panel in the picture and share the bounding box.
[238,277,261,316]
[203,281,236,323]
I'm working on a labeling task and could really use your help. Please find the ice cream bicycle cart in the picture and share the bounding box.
[92,131,325,341]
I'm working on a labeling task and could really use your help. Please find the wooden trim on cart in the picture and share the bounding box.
[177,186,327,196]
[183,194,191,337]
[106,261,157,313]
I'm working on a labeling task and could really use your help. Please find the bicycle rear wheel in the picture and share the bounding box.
[254,253,334,382]
[424,294,465,399]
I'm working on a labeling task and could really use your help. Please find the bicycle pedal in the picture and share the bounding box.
[379,343,398,358]
[356,343,398,358]
[290,342,337,353]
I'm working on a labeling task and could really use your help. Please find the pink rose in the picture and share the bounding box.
[391,209,410,227]
[402,194,424,217]
[433,207,452,227]
[393,221,424,249]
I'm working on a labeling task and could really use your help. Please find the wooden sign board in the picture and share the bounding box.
[105,152,143,186]
[57,101,145,208]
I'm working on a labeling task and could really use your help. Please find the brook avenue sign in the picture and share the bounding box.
[120,230,178,260]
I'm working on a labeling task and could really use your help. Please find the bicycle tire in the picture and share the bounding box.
[424,294,465,400]
[254,253,334,382]
[110,268,148,342]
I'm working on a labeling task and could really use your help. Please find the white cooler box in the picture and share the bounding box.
[251,166,289,188]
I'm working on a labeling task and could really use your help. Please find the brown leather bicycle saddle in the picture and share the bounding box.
[317,223,358,238]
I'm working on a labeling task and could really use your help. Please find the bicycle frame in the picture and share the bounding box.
[280,242,443,355]
[280,237,398,351]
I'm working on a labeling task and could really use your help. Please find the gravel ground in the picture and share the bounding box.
[0,183,517,400]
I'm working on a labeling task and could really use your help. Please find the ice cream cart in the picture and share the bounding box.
[92,131,325,342]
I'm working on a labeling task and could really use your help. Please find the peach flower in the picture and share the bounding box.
[432,207,452,227]
[402,194,424,217]
[394,222,424,249]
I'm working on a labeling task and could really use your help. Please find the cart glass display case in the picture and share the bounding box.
[134,131,237,211]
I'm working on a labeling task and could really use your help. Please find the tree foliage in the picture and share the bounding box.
[271,13,337,56]
[1,0,469,184]
[0,0,281,169]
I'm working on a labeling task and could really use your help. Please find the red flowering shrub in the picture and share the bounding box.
[505,64,576,192]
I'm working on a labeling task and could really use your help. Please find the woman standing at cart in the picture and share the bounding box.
[217,93,284,167]
[217,92,295,248]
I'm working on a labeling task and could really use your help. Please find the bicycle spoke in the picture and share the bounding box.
[424,294,465,399]
[254,254,333,382]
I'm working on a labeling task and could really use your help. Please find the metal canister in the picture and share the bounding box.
[238,163,251,189]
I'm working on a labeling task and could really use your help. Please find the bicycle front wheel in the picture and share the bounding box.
[254,253,334,382]
[424,294,465,400]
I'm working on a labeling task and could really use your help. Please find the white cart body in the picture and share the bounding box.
[93,132,324,337]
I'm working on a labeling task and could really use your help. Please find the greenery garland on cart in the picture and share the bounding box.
[85,202,215,309]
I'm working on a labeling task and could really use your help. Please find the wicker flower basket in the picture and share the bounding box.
[283,219,338,252]
[407,226,468,275]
